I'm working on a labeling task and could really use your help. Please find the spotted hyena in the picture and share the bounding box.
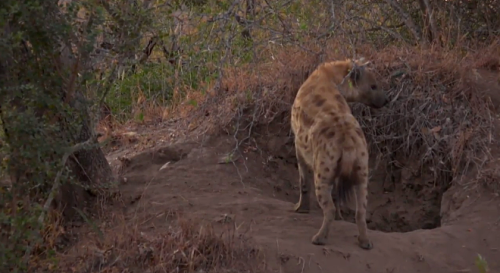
[290,58,389,249]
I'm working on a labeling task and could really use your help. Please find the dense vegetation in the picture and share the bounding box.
[0,0,498,272]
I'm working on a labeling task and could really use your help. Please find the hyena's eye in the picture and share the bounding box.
[370,85,377,90]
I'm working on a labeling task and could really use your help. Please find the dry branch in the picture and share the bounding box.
[38,135,102,224]
[417,0,438,43]
[354,16,408,44]
[23,134,102,265]
[383,0,422,42]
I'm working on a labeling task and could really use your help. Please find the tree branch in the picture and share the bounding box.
[418,0,438,43]
[354,16,409,44]
[383,0,422,43]
[38,135,100,224]
[23,135,101,265]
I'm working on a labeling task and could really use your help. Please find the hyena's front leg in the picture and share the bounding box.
[294,152,311,213]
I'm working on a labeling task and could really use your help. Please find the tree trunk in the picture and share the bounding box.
[57,92,115,220]
[0,88,115,220]
[0,6,115,221]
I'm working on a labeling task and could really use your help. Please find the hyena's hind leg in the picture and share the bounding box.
[311,153,339,245]
[311,175,336,245]
[353,168,373,250]
[332,182,344,221]
[294,150,311,213]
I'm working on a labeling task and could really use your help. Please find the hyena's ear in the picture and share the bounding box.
[349,62,365,85]
[355,57,372,67]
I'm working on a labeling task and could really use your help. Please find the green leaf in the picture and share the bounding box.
[136,112,144,122]
[475,254,489,273]
[188,99,198,107]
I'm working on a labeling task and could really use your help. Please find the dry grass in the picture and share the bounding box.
[31,210,266,273]
[102,38,500,192]
[169,38,500,190]
[85,36,500,273]
[352,42,500,188]
[7,1,500,272]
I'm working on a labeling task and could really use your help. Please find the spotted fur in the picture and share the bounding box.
[290,58,389,249]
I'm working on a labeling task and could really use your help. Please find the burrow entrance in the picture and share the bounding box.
[249,129,449,233]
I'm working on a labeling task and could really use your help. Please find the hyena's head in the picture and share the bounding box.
[348,58,389,109]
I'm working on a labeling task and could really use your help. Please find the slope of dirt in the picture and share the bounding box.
[109,133,500,273]
[249,127,445,233]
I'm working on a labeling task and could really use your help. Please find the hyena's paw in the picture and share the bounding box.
[358,237,373,250]
[293,201,310,213]
[311,233,327,245]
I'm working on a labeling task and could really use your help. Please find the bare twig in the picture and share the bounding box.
[23,134,101,265]
[353,16,409,44]
[40,135,101,224]
[417,0,438,43]
[383,0,422,42]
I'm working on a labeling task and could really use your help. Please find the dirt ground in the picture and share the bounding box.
[99,123,500,273]
[68,65,500,273]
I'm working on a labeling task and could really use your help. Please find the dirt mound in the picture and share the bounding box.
[118,143,192,175]
[177,42,500,234]
[99,135,500,273]
[236,125,442,233]
[61,41,500,273]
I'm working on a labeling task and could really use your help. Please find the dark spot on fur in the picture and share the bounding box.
[337,101,347,112]
[326,131,335,138]
[361,152,366,157]
[339,135,346,145]
[319,127,329,136]
[320,161,325,166]
[317,173,322,179]
[313,95,326,107]
[356,166,362,171]
[333,116,340,123]
[355,128,364,138]
[300,113,314,127]
[316,98,326,107]
[305,135,309,143]
[322,200,329,207]
[325,167,330,172]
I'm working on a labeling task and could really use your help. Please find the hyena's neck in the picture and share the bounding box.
[320,61,357,102]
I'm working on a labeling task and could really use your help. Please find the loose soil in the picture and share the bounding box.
[76,66,500,273]
[104,124,500,273]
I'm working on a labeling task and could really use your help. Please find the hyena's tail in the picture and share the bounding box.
[336,147,357,206]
